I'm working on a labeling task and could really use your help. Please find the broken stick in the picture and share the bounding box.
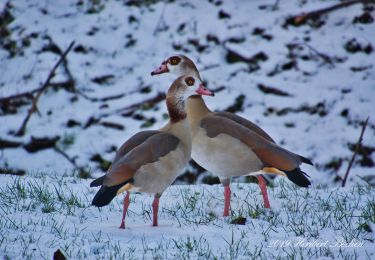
[15,41,75,136]
[292,0,374,25]
[341,116,370,187]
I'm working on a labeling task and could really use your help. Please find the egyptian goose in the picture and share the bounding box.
[90,75,214,228]
[151,55,312,216]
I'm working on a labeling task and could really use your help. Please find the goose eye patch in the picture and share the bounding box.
[185,77,195,86]
[169,56,181,65]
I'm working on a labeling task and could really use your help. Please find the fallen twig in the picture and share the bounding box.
[0,138,22,149]
[0,81,74,105]
[211,86,226,93]
[291,42,334,65]
[200,64,220,72]
[0,167,25,176]
[291,0,374,26]
[77,85,152,102]
[115,92,165,115]
[53,146,89,178]
[53,146,78,169]
[0,88,39,103]
[42,36,76,91]
[85,92,166,126]
[23,136,60,153]
[15,41,75,136]
[78,91,126,102]
[341,116,369,187]
[258,84,291,97]
[153,3,169,36]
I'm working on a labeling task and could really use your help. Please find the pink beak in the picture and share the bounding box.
[196,84,215,96]
[151,63,169,76]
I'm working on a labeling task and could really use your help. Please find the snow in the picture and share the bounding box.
[1,0,374,186]
[0,0,374,257]
[0,174,374,259]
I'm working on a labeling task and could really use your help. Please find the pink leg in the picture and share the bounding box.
[119,192,130,229]
[152,195,160,227]
[223,185,231,217]
[256,176,271,208]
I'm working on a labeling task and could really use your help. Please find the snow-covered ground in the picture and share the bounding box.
[0,0,374,186]
[0,173,374,259]
[0,1,374,258]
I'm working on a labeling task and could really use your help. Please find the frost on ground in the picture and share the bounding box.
[0,0,374,186]
[0,1,374,258]
[0,173,374,259]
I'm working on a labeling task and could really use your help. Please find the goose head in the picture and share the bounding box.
[168,75,214,100]
[151,55,201,80]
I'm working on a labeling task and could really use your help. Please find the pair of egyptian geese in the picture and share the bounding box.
[91,55,312,228]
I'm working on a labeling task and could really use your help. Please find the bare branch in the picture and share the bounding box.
[42,36,76,91]
[0,81,75,105]
[153,3,169,36]
[53,146,90,178]
[15,41,75,136]
[0,88,39,103]
[0,168,25,176]
[291,42,334,65]
[114,92,165,115]
[291,0,374,25]
[53,146,78,168]
[84,92,166,127]
[342,116,370,187]
[200,64,220,72]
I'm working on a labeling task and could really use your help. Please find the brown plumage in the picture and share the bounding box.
[213,111,276,143]
[91,131,180,207]
[166,94,187,123]
[91,75,213,228]
[200,114,312,186]
[151,55,313,216]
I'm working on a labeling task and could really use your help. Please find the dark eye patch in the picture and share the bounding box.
[184,76,195,86]
[169,56,181,65]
